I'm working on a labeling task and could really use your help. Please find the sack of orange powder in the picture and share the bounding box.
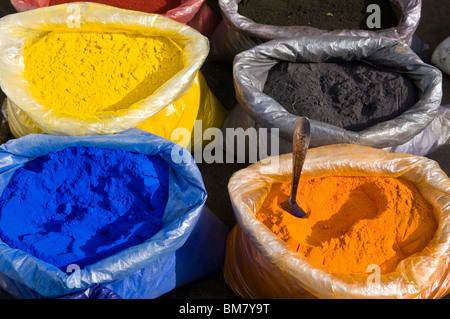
[225,144,450,299]
[0,3,226,151]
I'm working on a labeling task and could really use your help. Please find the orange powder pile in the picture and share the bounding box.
[255,176,437,274]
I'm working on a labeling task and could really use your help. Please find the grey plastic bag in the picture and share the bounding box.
[223,35,445,158]
[210,0,422,63]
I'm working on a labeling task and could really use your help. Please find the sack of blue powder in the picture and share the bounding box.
[0,129,228,299]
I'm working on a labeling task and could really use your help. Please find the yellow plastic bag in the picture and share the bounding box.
[5,71,227,149]
[225,144,450,299]
[0,3,226,147]
[137,71,227,149]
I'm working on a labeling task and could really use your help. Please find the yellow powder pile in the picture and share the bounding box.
[255,176,438,274]
[23,31,184,115]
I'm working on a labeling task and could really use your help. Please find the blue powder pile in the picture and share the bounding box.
[0,147,169,270]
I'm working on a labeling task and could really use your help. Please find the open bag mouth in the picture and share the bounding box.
[0,2,209,134]
[227,143,450,299]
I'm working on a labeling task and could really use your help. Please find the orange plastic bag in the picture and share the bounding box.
[225,144,450,299]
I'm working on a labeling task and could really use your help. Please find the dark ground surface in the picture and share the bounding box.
[0,0,449,299]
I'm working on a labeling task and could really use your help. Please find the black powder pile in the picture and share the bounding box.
[237,0,399,31]
[263,61,418,131]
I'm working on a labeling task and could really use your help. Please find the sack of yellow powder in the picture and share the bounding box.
[0,3,226,150]
[225,144,450,299]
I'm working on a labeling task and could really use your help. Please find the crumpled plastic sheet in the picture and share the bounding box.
[58,284,122,299]
[432,36,450,76]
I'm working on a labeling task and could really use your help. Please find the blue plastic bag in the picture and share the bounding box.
[58,284,122,299]
[0,129,226,299]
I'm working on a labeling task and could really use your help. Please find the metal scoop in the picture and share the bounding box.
[281,117,311,218]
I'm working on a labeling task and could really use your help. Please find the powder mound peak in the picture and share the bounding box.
[256,176,437,274]
[0,147,169,270]
[24,31,184,115]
